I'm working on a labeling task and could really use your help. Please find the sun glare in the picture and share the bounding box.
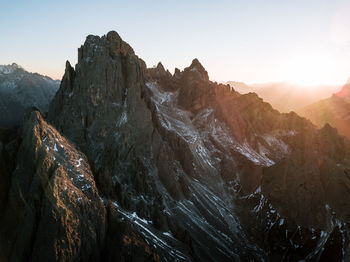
[279,53,336,87]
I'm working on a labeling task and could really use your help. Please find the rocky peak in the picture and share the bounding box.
[0,63,23,75]
[106,30,135,55]
[78,31,136,66]
[148,62,172,80]
[49,29,153,167]
[184,58,209,81]
[62,61,75,90]
[156,62,165,72]
[173,67,181,77]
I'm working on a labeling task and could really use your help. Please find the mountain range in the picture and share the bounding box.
[1,31,350,261]
[0,63,59,128]
[227,81,340,113]
[298,82,350,140]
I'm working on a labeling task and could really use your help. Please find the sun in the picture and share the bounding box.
[278,53,337,87]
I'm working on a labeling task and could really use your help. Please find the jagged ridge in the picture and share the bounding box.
[1,31,350,261]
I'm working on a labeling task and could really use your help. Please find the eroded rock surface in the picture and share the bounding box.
[0,111,105,261]
[2,31,350,261]
[47,31,350,261]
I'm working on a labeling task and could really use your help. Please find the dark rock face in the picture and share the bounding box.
[0,63,60,128]
[175,58,217,113]
[0,111,105,261]
[2,31,350,261]
[0,127,20,211]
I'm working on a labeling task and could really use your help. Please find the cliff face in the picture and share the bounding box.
[2,31,350,261]
[0,110,105,261]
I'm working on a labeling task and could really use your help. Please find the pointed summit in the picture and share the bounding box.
[185,58,209,80]
[60,60,75,93]
[0,63,23,75]
[156,62,165,72]
[190,58,203,68]
[78,31,135,65]
[106,30,122,42]
[10,63,21,69]
[173,67,181,79]
[148,62,171,79]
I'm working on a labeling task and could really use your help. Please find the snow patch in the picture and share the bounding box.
[0,64,20,74]
[235,141,275,167]
[76,158,83,167]
[116,100,128,127]
[279,218,284,226]
[162,232,174,238]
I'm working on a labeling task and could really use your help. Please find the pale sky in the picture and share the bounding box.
[1,0,350,86]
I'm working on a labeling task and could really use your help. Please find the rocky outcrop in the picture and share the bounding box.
[0,63,59,128]
[176,59,216,112]
[148,62,171,80]
[0,110,105,261]
[147,62,176,92]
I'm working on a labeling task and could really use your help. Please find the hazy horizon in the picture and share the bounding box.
[2,0,350,86]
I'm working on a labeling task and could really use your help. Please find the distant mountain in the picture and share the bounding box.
[227,81,340,112]
[0,63,59,127]
[298,82,350,140]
